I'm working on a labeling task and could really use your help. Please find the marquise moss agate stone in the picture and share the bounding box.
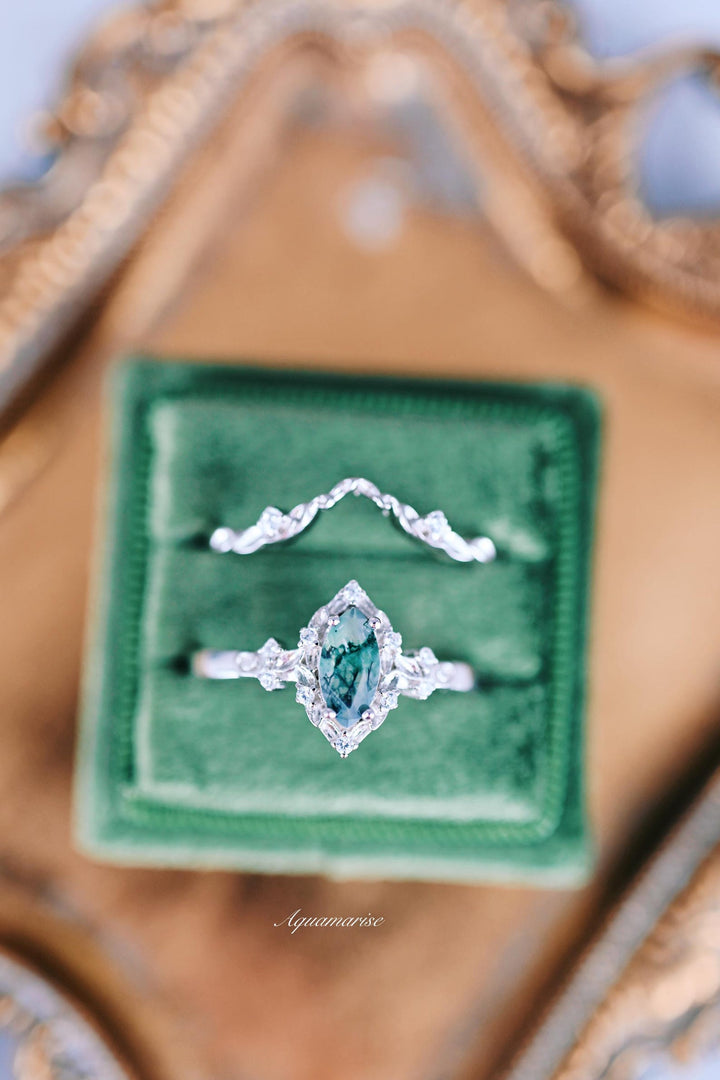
[319,606,381,727]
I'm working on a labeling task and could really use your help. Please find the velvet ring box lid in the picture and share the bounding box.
[75,359,600,884]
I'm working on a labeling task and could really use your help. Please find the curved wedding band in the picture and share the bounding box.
[193,580,474,757]
[209,477,497,564]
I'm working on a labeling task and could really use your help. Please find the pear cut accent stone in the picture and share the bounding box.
[319,606,381,727]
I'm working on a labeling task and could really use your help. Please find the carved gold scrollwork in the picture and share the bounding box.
[2,0,720,404]
[506,779,720,1080]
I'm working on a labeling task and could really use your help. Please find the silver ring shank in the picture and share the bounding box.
[193,648,473,695]
[192,649,298,681]
[189,581,476,755]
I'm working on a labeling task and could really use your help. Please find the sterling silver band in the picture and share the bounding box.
[193,645,474,693]
[209,477,496,564]
[192,579,475,757]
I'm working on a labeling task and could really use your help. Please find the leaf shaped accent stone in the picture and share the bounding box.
[319,606,380,727]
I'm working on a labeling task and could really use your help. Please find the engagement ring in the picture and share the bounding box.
[193,580,474,757]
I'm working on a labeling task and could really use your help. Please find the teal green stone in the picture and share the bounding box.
[319,606,381,727]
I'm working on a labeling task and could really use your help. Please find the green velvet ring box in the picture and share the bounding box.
[75,358,600,884]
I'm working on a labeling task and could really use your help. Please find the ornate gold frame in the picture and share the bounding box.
[0,943,135,1080]
[1,0,720,415]
[506,770,720,1080]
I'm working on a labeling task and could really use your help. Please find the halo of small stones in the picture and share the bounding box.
[294,580,404,758]
[293,579,452,756]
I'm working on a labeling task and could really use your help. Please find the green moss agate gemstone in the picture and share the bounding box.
[319,606,381,727]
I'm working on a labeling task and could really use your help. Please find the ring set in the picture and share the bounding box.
[194,478,495,757]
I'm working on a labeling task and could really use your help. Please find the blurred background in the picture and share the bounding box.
[6,0,720,210]
[1,3,720,1080]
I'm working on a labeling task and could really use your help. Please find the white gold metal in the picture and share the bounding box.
[192,579,475,757]
[209,477,496,564]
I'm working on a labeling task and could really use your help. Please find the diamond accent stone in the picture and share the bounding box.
[423,510,450,542]
[379,691,399,710]
[309,704,325,727]
[259,506,286,539]
[340,579,367,605]
[296,665,315,689]
[296,685,315,706]
[381,631,402,668]
[332,736,356,758]
[380,670,399,691]
[259,671,282,691]
[395,651,437,699]
[259,638,281,659]
[310,606,328,628]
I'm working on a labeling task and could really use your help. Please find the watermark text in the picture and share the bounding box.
[274,908,384,934]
